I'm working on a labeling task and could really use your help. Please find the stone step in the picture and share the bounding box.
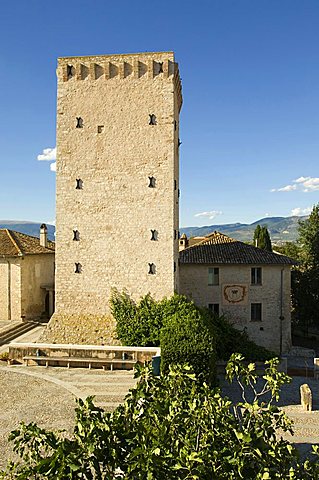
[0,322,39,346]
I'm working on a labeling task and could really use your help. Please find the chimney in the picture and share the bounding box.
[40,223,48,248]
[179,233,188,251]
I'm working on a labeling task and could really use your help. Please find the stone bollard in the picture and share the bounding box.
[300,383,312,411]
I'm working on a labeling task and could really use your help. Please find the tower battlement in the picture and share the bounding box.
[57,52,182,112]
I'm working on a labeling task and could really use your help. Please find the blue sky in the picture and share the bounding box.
[0,0,318,227]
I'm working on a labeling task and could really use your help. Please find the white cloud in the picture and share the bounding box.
[291,206,312,216]
[50,162,56,172]
[194,210,222,220]
[37,147,56,161]
[271,184,296,192]
[271,176,319,193]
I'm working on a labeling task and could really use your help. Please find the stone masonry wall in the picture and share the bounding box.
[0,258,21,321]
[46,52,182,344]
[179,264,292,354]
[20,254,55,320]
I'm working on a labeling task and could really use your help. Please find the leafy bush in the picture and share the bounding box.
[3,358,319,479]
[111,291,198,347]
[209,311,275,361]
[160,306,216,384]
[110,291,162,346]
[111,291,274,363]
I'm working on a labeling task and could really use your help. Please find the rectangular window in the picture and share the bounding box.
[208,267,219,286]
[251,267,262,285]
[251,303,262,322]
[208,303,219,315]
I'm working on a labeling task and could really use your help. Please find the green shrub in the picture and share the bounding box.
[208,311,274,361]
[111,291,198,347]
[160,306,216,384]
[110,291,160,346]
[111,290,274,363]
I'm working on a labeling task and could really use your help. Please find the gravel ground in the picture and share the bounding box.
[0,368,76,469]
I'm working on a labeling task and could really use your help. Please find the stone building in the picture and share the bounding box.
[179,232,296,353]
[0,225,55,321]
[45,51,182,343]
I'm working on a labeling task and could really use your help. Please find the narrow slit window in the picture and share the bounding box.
[174,230,177,240]
[158,62,163,73]
[149,114,157,125]
[174,180,177,190]
[73,230,80,241]
[75,262,82,274]
[148,263,156,275]
[178,189,180,198]
[76,179,83,189]
[148,176,156,188]
[67,65,75,79]
[174,261,176,272]
[76,117,83,128]
[97,125,104,133]
[174,120,177,131]
[150,230,158,241]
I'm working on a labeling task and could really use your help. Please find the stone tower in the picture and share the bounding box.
[45,52,182,343]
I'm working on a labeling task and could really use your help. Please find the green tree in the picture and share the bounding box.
[2,358,319,479]
[298,203,319,268]
[253,225,272,252]
[292,204,319,333]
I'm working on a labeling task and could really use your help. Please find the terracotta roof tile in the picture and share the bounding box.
[0,229,55,256]
[180,231,296,266]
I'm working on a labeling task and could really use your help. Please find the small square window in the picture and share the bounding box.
[208,304,219,315]
[251,267,262,285]
[97,125,104,133]
[208,267,219,286]
[251,303,262,322]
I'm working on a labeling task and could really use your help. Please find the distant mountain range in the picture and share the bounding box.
[180,216,307,244]
[0,221,55,241]
[0,215,307,244]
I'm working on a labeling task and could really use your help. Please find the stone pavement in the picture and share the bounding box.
[0,364,136,468]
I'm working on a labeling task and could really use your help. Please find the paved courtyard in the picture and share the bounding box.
[0,364,136,468]
[1,322,319,467]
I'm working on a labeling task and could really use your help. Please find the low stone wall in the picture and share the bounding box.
[39,313,119,345]
[9,342,160,367]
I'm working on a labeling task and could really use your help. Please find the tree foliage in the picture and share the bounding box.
[298,204,319,269]
[292,204,319,332]
[2,357,319,479]
[111,292,274,362]
[253,225,272,252]
[160,307,216,384]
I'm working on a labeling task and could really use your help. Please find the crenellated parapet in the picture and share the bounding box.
[57,52,182,112]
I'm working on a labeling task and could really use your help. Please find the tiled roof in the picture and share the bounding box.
[180,231,296,266]
[0,229,55,256]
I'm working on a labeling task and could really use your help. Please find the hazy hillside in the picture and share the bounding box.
[0,221,55,241]
[180,216,307,244]
[0,215,307,245]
